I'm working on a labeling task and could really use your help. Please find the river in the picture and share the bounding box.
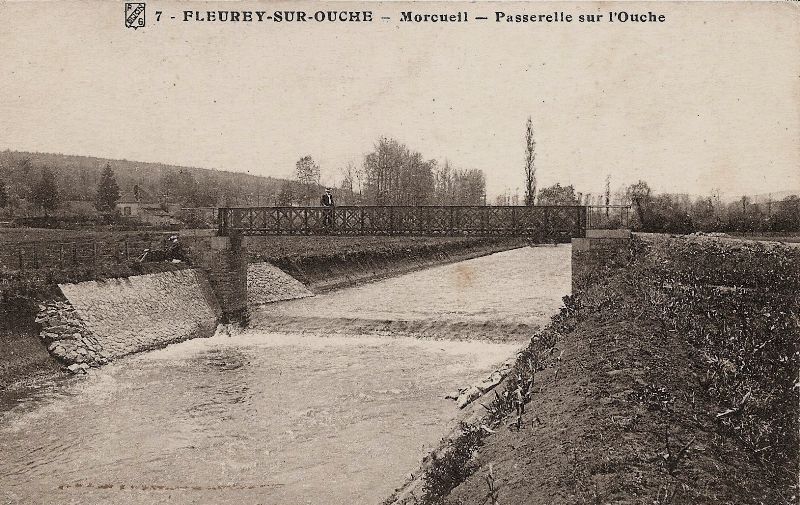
[0,245,571,505]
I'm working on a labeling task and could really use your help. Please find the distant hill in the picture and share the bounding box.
[0,150,293,210]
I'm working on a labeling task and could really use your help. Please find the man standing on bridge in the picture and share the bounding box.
[321,188,335,229]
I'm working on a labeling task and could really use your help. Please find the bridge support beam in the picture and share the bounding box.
[571,229,632,295]
[184,232,248,324]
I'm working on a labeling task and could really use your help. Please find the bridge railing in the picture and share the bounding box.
[586,205,632,230]
[217,205,588,239]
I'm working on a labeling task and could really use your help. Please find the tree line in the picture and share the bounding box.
[625,181,799,233]
[0,150,288,217]
[278,137,487,206]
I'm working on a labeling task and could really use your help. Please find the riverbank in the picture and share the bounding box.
[387,234,799,504]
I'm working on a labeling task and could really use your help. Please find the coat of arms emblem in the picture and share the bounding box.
[125,3,146,29]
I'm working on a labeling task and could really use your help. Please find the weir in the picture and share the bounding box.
[34,208,630,373]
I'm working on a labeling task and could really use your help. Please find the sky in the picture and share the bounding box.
[0,1,798,200]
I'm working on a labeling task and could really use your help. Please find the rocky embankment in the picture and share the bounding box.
[36,300,110,374]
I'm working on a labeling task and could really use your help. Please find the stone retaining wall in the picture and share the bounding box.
[247,262,314,306]
[571,230,633,294]
[36,300,109,373]
[57,269,221,361]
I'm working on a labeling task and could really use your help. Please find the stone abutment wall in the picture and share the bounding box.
[56,270,221,366]
[571,230,633,295]
[34,234,251,373]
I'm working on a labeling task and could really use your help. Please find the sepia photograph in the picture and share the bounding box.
[0,1,798,504]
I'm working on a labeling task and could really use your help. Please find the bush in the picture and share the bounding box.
[422,423,486,504]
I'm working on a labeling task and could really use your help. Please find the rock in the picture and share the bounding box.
[61,340,78,351]
[67,364,86,374]
[40,332,61,344]
[477,371,504,392]
[457,386,483,409]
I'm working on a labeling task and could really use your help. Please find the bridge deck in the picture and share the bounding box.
[217,205,589,240]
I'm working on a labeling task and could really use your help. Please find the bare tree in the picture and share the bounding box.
[605,174,611,217]
[524,117,537,206]
[295,155,321,205]
[339,163,354,194]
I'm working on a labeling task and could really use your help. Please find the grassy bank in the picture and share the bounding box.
[243,236,513,262]
[251,236,525,292]
[389,234,799,504]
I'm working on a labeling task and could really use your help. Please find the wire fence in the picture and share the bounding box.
[0,237,167,271]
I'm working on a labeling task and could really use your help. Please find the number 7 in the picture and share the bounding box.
[155,11,162,21]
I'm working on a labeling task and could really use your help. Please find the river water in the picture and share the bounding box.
[0,245,571,505]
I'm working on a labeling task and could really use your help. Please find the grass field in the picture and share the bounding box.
[0,227,172,245]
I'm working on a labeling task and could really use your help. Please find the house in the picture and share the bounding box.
[116,187,181,226]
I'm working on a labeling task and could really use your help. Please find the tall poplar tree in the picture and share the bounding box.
[524,117,537,206]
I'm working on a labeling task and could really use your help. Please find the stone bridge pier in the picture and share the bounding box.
[183,232,249,323]
[571,229,632,295]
